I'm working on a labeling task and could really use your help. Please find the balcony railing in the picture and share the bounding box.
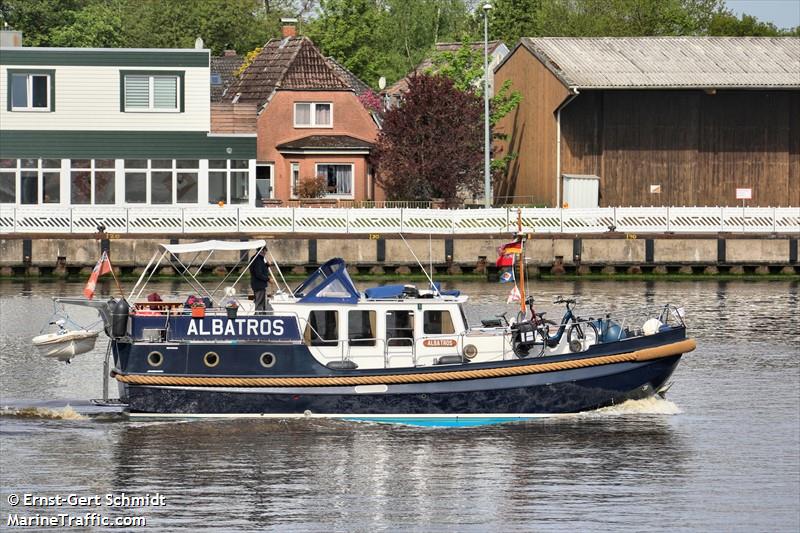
[0,206,797,235]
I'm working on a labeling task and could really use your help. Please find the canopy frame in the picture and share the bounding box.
[128,240,270,306]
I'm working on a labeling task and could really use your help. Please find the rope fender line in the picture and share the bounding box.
[115,339,696,388]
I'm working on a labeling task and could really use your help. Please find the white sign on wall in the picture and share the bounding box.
[736,188,752,200]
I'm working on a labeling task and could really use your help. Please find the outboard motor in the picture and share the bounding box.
[111,298,130,339]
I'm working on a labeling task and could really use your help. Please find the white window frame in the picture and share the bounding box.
[206,160,252,206]
[290,162,300,198]
[124,75,181,113]
[10,73,52,112]
[294,102,333,128]
[68,159,117,205]
[314,162,354,199]
[255,163,275,202]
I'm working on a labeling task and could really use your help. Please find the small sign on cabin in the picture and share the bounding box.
[649,184,661,194]
[736,188,752,200]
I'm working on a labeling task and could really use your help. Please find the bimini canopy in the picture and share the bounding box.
[160,240,267,254]
[294,258,359,304]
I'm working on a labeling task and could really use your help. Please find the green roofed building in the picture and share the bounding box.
[0,42,257,207]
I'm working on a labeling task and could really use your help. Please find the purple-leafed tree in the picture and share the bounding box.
[373,73,483,202]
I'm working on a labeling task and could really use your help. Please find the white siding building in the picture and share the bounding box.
[0,46,257,207]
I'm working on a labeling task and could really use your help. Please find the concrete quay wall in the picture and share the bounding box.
[1,235,797,274]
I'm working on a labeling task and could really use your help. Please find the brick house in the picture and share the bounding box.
[223,24,381,204]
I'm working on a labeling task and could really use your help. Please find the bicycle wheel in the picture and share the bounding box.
[567,322,598,352]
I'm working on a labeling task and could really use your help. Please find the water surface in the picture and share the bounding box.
[1,279,798,531]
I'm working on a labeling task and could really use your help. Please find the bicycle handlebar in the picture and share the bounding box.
[553,296,577,305]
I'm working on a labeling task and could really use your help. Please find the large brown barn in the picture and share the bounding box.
[494,37,800,207]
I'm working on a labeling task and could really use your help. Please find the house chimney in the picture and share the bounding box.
[0,29,23,47]
[224,49,237,57]
[281,18,298,38]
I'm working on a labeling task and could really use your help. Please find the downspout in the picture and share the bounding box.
[555,88,579,208]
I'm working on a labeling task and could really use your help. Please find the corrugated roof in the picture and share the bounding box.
[518,37,800,89]
[224,36,350,107]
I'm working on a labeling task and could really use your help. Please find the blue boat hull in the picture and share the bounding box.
[123,355,680,416]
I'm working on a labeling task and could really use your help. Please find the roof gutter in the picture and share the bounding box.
[555,88,580,208]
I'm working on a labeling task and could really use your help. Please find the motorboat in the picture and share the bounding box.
[32,321,99,362]
[45,235,696,422]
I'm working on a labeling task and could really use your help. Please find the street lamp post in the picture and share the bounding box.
[482,3,492,208]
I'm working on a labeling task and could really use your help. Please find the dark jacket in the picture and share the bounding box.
[249,255,270,291]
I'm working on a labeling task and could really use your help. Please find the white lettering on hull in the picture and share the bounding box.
[183,318,286,338]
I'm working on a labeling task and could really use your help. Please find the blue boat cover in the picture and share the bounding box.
[429,282,461,297]
[294,258,360,304]
[364,285,405,299]
[364,283,461,299]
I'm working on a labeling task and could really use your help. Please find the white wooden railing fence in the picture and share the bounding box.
[0,206,798,235]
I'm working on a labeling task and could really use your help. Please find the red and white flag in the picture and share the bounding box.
[83,251,113,299]
[506,285,521,304]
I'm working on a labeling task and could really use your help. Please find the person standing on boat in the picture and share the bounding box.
[249,247,271,312]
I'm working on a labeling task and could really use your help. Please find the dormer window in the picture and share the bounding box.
[294,102,332,128]
[8,71,54,112]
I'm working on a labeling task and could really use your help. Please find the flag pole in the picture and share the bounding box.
[517,209,526,314]
[105,251,125,298]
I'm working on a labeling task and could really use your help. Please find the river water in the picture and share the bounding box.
[1,279,798,531]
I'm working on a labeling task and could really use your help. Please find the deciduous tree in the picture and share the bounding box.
[373,74,483,201]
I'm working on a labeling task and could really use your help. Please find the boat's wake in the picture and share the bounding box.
[587,396,682,416]
[0,405,86,420]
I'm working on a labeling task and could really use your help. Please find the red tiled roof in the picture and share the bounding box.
[210,54,244,102]
[386,40,503,96]
[224,37,351,107]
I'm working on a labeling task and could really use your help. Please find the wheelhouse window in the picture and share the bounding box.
[123,73,181,112]
[348,310,376,347]
[294,102,332,127]
[423,310,456,335]
[316,164,352,196]
[305,310,339,347]
[387,310,414,346]
[9,72,52,112]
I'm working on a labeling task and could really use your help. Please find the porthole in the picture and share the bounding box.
[260,352,276,368]
[204,351,220,368]
[463,344,478,360]
[147,351,163,367]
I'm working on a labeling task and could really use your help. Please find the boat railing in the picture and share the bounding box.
[384,338,417,368]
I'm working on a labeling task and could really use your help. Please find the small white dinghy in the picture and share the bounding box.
[32,321,100,362]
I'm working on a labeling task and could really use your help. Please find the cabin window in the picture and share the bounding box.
[123,73,181,112]
[305,310,338,347]
[423,310,455,335]
[294,102,333,127]
[386,310,414,346]
[349,310,376,347]
[9,71,53,112]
